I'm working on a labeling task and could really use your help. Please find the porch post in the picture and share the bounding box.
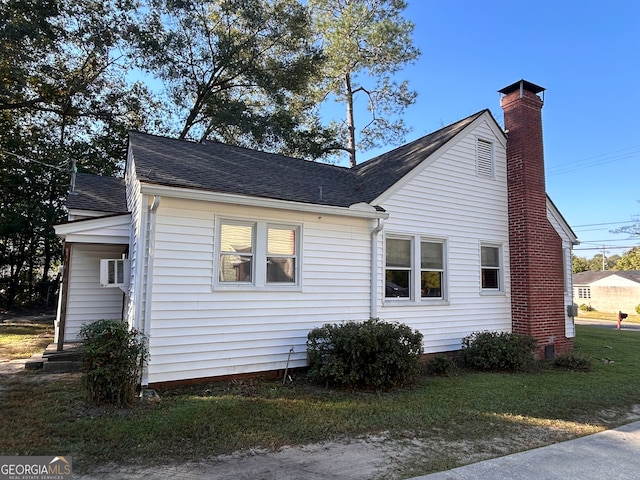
[56,242,72,351]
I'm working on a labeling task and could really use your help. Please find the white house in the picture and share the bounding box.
[54,80,578,386]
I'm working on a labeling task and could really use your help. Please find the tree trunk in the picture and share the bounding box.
[345,72,357,168]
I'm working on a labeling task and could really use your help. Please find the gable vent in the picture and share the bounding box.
[476,138,494,177]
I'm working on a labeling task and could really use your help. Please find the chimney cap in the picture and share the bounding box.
[498,79,545,96]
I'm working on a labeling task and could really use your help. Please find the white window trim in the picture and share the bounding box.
[384,234,448,305]
[214,216,302,291]
[480,242,504,295]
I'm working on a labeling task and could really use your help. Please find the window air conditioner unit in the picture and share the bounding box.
[100,259,131,288]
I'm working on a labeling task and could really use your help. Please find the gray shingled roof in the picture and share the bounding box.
[573,270,640,285]
[353,110,488,202]
[67,173,127,213]
[70,110,489,212]
[129,133,361,207]
[127,110,489,208]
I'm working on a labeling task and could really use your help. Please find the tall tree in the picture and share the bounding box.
[0,0,156,309]
[614,246,640,270]
[133,0,336,159]
[572,255,589,274]
[308,0,420,167]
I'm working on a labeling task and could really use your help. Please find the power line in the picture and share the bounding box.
[574,246,638,251]
[573,220,636,228]
[576,227,627,233]
[1,149,69,171]
[580,238,639,244]
[547,144,640,177]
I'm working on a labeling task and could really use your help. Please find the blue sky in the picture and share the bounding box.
[349,0,640,258]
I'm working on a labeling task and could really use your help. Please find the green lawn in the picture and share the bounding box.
[1,325,639,477]
[0,320,54,360]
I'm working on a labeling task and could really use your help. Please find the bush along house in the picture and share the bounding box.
[53,80,578,386]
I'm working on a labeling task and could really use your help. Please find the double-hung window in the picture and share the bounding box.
[420,241,444,298]
[385,238,412,298]
[219,222,254,283]
[266,226,297,283]
[480,245,502,291]
[217,219,299,288]
[385,236,446,301]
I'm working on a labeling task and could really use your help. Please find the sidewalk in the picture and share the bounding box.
[412,420,640,480]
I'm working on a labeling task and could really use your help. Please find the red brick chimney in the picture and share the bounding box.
[499,80,572,358]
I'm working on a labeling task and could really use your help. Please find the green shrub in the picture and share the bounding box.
[306,318,423,390]
[424,354,458,376]
[579,304,594,312]
[460,331,537,372]
[79,319,148,406]
[635,304,640,315]
[553,349,593,372]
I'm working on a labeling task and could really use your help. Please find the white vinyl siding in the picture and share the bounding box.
[125,154,143,331]
[377,117,512,353]
[63,244,126,342]
[145,198,372,384]
[547,202,577,338]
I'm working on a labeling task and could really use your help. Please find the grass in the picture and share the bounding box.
[0,320,54,360]
[0,325,639,477]
[577,309,640,323]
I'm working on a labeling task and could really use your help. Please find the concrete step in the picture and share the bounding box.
[23,344,83,372]
[42,360,82,373]
[24,351,47,370]
[24,355,45,370]
[42,343,83,362]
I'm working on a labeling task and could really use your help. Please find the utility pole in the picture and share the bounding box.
[602,245,607,271]
[69,158,77,193]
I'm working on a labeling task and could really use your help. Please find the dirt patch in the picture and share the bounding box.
[73,421,618,480]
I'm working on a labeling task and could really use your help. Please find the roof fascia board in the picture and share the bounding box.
[55,213,131,236]
[63,234,129,244]
[67,208,122,219]
[485,112,508,148]
[139,183,389,220]
[371,110,501,205]
[547,197,579,244]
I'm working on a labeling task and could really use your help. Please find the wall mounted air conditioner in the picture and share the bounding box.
[99,258,131,288]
